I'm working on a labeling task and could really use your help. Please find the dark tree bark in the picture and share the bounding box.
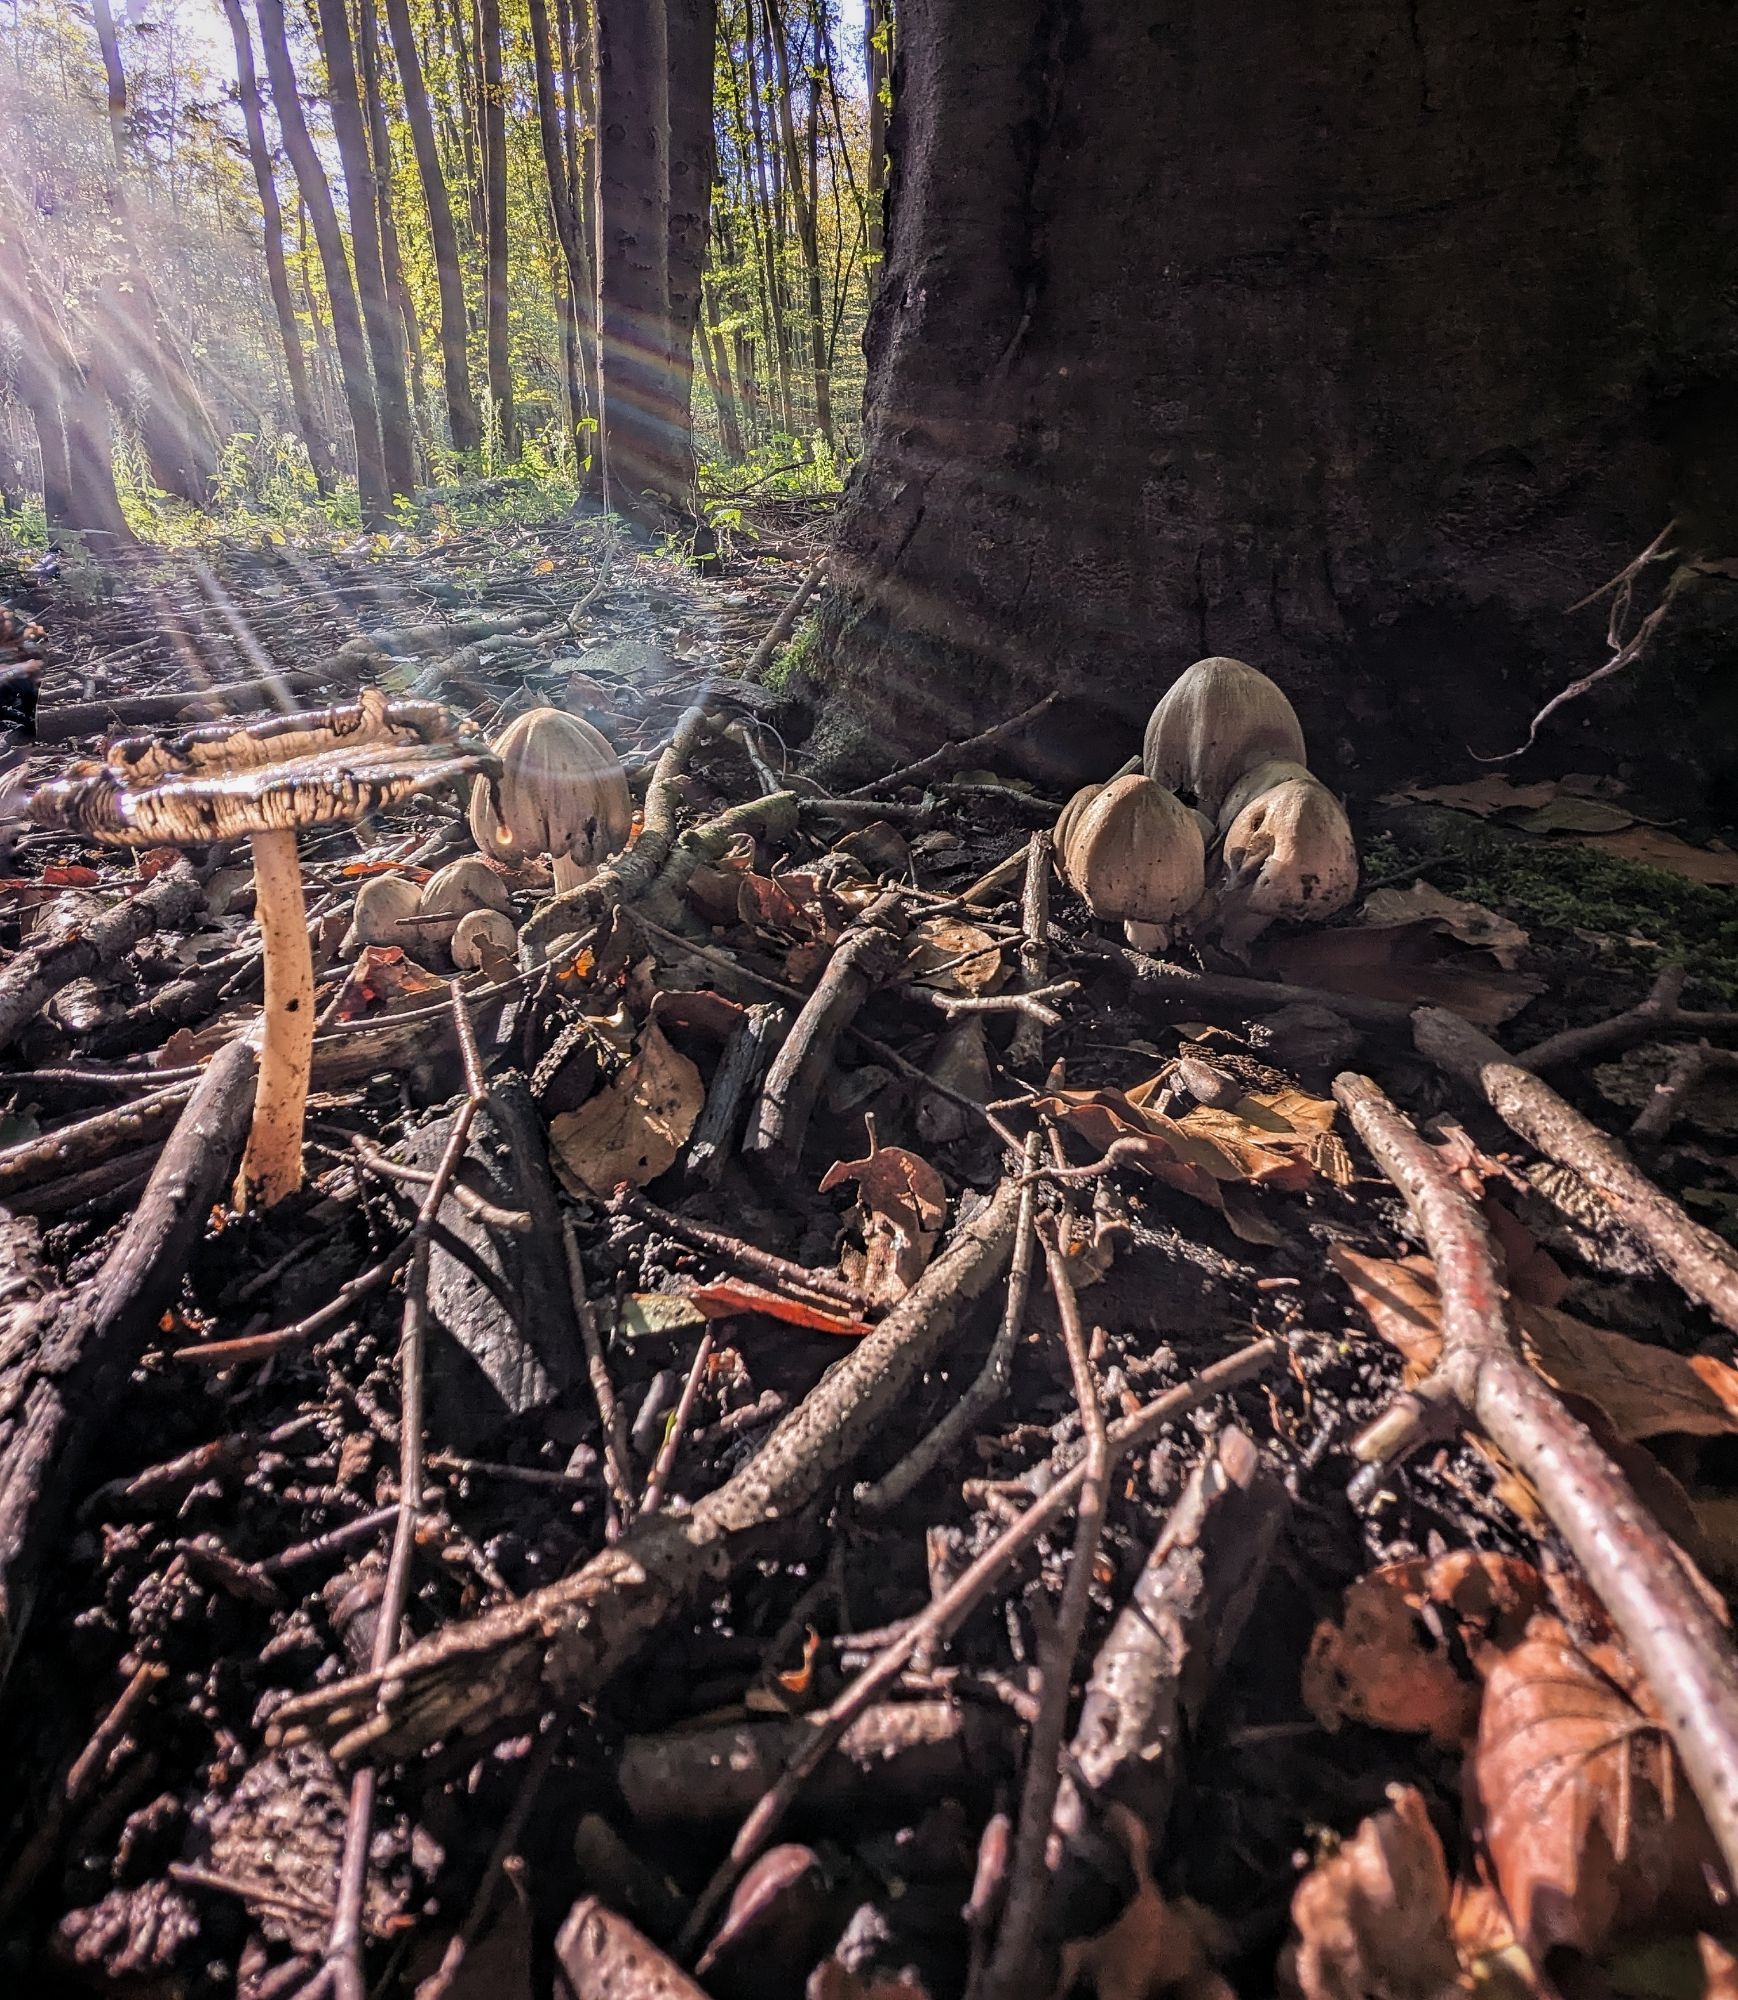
[254,0,393,524]
[864,0,888,261]
[700,278,744,459]
[11,307,132,545]
[479,0,518,457]
[821,0,1738,796]
[665,0,719,476]
[359,0,430,455]
[383,0,483,453]
[311,0,418,498]
[220,0,338,491]
[528,0,596,463]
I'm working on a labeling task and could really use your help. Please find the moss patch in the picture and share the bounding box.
[760,612,823,692]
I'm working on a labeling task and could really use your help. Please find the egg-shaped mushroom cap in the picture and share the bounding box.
[1058,772,1206,924]
[1142,657,1306,818]
[468,707,632,872]
[28,690,498,847]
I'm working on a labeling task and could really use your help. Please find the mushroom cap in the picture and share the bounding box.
[467,707,631,873]
[1216,757,1316,835]
[1057,772,1206,924]
[451,907,517,970]
[418,855,515,923]
[342,873,423,955]
[29,689,498,847]
[1220,774,1358,923]
[1142,657,1307,818]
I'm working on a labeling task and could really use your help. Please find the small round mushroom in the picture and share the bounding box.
[417,854,515,953]
[1219,772,1358,942]
[451,907,517,970]
[1142,657,1307,818]
[468,707,632,893]
[341,874,423,957]
[29,690,497,1208]
[1056,772,1206,949]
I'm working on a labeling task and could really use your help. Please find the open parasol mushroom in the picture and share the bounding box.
[29,689,497,1208]
[468,707,633,893]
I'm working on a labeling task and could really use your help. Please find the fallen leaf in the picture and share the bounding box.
[1518,795,1638,836]
[618,1294,710,1338]
[1330,1247,1738,1444]
[1580,825,1738,888]
[1056,1806,1235,2000]
[134,848,187,881]
[905,915,1004,994]
[1283,1784,1464,2000]
[1361,882,1530,971]
[1389,778,1560,817]
[650,988,748,1041]
[820,1139,947,1307]
[548,1020,703,1197]
[917,1016,993,1145]
[555,1896,708,2000]
[684,1279,871,1338]
[809,1965,934,2000]
[1302,1555,1537,1747]
[1265,924,1544,1029]
[41,863,101,887]
[331,945,447,1019]
[1469,1614,1722,1963]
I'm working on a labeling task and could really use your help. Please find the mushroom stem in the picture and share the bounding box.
[238,826,315,1208]
[551,853,589,894]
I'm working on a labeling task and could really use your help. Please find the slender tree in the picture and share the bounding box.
[865,0,888,259]
[527,0,595,458]
[665,0,718,472]
[311,0,418,496]
[220,0,338,491]
[359,0,429,448]
[382,0,483,450]
[478,0,517,455]
[253,0,393,522]
[765,0,830,447]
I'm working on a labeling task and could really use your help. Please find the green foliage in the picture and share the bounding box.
[761,611,822,692]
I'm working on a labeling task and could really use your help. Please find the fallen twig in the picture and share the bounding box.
[1080,933,1412,1034]
[1517,964,1738,1071]
[1334,1069,1738,1885]
[1630,1041,1738,1143]
[1007,832,1054,1073]
[683,1001,788,1189]
[610,1187,867,1306]
[848,694,1059,799]
[269,1179,1025,1762]
[1415,1004,1738,1333]
[745,556,827,679]
[563,1219,636,1533]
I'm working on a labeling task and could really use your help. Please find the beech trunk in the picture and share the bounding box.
[821,0,1738,798]
[479,0,518,458]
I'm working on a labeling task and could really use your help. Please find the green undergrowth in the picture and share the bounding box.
[759,611,823,692]
[1363,824,1738,1002]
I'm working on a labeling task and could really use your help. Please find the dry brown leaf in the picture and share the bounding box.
[1388,778,1560,817]
[1469,1614,1722,1964]
[1330,1247,1738,1444]
[904,914,1004,993]
[330,944,447,1020]
[819,1140,947,1307]
[555,1896,709,1999]
[1447,1880,1537,1999]
[1264,924,1544,1029]
[1283,1784,1463,2000]
[1056,1805,1235,2000]
[1361,882,1531,970]
[1579,824,1738,887]
[1302,1554,1548,1747]
[548,1019,703,1197]
[808,1964,934,2000]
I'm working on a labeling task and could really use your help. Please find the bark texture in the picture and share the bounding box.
[821,0,1738,793]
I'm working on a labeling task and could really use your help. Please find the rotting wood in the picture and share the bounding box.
[0,1080,193,1200]
[268,1178,1025,1762]
[682,1000,788,1188]
[1414,1004,1738,1334]
[35,667,351,740]
[0,1034,256,1686]
[1078,932,1414,1034]
[0,861,205,1055]
[1334,1068,1738,1887]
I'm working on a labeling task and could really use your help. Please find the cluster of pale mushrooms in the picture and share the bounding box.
[1054,654,1358,951]
[29,693,632,1212]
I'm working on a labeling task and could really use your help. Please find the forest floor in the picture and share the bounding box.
[4,493,1738,2000]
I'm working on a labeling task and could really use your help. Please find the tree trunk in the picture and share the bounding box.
[359,0,429,461]
[665,0,718,483]
[479,0,517,458]
[254,0,393,524]
[558,0,602,471]
[741,0,794,434]
[701,279,744,459]
[864,0,888,261]
[821,0,1738,796]
[312,0,418,499]
[220,0,338,492]
[591,0,687,514]
[528,0,596,467]
[765,0,830,449]
[383,0,483,454]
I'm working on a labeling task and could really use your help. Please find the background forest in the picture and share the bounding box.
[0,0,884,541]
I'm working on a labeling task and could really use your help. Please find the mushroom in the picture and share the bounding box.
[1215,756,1315,834]
[417,854,515,954]
[451,907,517,970]
[1055,772,1206,949]
[1218,772,1358,943]
[1142,657,1307,818]
[468,707,632,892]
[342,874,423,957]
[29,690,496,1208]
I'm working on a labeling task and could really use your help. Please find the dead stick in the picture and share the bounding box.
[0,1081,193,1200]
[1334,1069,1738,1884]
[35,667,343,741]
[744,892,907,1170]
[1006,833,1053,1073]
[322,987,489,2000]
[978,1217,1111,2000]
[1516,965,1738,1071]
[672,1336,1280,1959]
[564,1220,636,1531]
[0,1034,257,1683]
[683,1001,788,1190]
[269,1179,1026,1763]
[1079,933,1413,1034]
[746,556,827,678]
[640,1329,715,1515]
[848,693,1060,799]
[0,862,205,1054]
[611,1187,867,1306]
[1630,1042,1737,1144]
[1414,1005,1738,1334]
